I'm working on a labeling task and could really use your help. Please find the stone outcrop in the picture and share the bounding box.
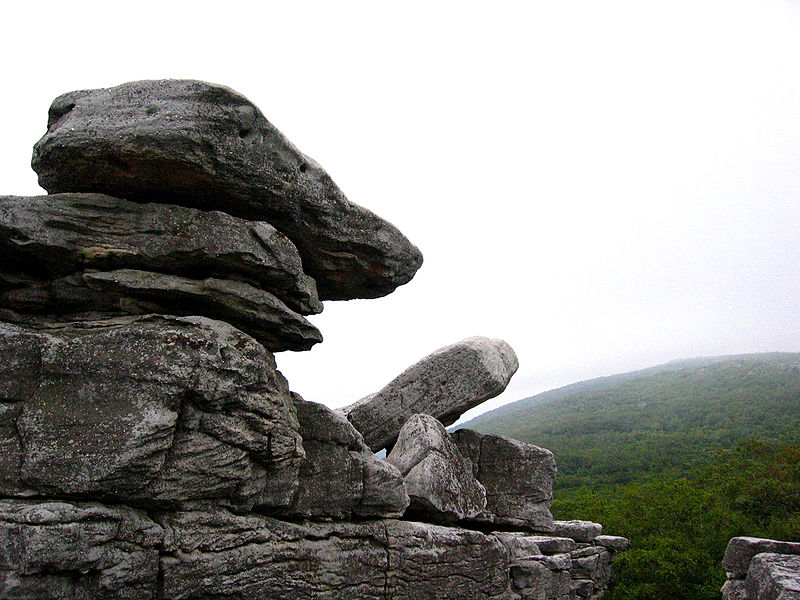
[387,414,486,522]
[31,79,423,301]
[0,193,322,351]
[0,315,304,510]
[341,336,520,451]
[722,537,800,600]
[287,396,409,520]
[453,428,557,532]
[1,499,627,600]
[0,80,626,599]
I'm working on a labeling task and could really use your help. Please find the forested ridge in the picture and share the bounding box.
[458,353,800,599]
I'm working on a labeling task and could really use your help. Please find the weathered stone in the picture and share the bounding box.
[288,397,408,520]
[386,414,486,522]
[494,533,577,556]
[454,428,556,532]
[0,499,162,600]
[552,520,603,544]
[745,553,800,600]
[157,508,513,600]
[510,555,571,600]
[594,534,630,552]
[1,269,322,352]
[342,336,519,451]
[32,80,423,301]
[723,537,800,578]
[0,315,304,511]
[0,193,320,314]
[721,578,749,600]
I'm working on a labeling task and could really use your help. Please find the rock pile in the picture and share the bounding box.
[722,536,800,600]
[0,80,627,599]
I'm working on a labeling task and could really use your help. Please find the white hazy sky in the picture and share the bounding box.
[3,1,800,421]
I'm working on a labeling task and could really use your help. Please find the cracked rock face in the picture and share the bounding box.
[453,428,556,532]
[0,315,304,511]
[386,414,486,522]
[0,500,162,600]
[31,80,423,301]
[0,193,322,351]
[287,396,409,520]
[341,336,519,451]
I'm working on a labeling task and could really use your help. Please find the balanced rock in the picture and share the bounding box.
[341,336,519,451]
[31,80,423,300]
[453,428,557,532]
[0,315,304,510]
[288,396,408,520]
[386,414,486,522]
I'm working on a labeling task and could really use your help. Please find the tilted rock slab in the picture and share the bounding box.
[288,396,409,520]
[453,429,557,532]
[341,336,519,451]
[1,269,321,352]
[386,414,486,522]
[31,80,423,300]
[0,315,304,511]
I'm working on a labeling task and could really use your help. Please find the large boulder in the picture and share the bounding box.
[31,80,423,301]
[0,193,320,315]
[386,414,486,522]
[452,428,556,532]
[0,315,304,511]
[341,336,519,451]
[288,396,409,520]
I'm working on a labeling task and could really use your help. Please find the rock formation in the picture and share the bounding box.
[341,336,519,451]
[0,80,627,599]
[722,537,800,600]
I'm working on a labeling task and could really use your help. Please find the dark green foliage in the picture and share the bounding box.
[554,441,800,600]
[460,353,800,489]
[458,354,800,599]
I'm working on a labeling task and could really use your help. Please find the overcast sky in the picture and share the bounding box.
[3,1,800,420]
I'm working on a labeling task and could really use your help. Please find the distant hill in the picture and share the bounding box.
[457,353,800,489]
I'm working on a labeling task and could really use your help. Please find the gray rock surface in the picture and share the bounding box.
[1,269,322,352]
[158,508,514,600]
[551,520,603,544]
[31,80,423,301]
[386,414,486,522]
[0,193,320,315]
[0,500,162,600]
[0,315,304,510]
[745,553,800,600]
[342,336,519,451]
[288,396,408,520]
[723,537,800,578]
[453,428,556,531]
[594,535,631,552]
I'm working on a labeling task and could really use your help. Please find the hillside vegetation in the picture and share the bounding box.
[459,353,800,600]
[459,353,800,488]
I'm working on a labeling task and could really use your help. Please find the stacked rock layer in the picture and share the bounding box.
[1,80,626,600]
